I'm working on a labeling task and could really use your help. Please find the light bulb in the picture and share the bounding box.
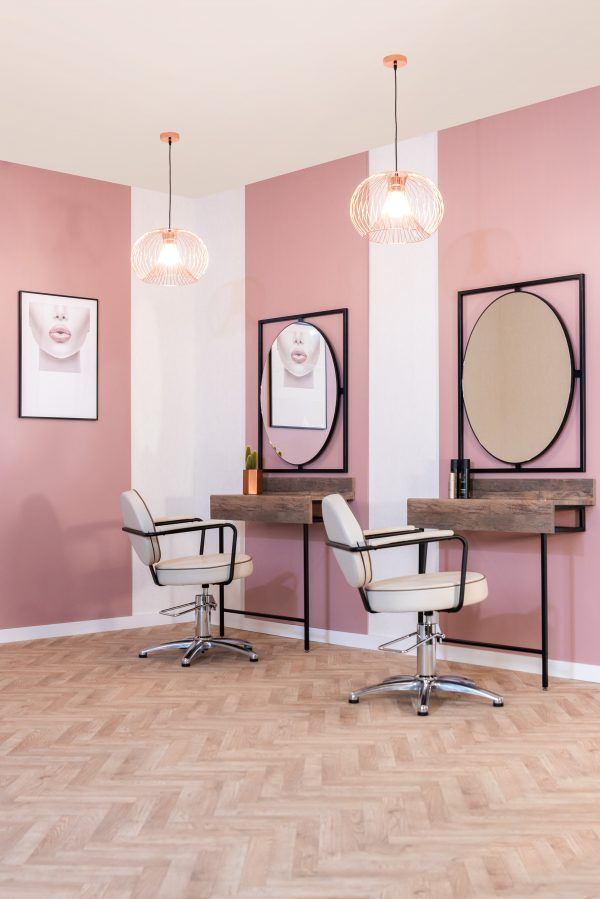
[382,185,411,221]
[158,237,182,267]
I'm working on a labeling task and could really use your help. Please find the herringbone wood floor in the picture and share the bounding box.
[1,625,599,898]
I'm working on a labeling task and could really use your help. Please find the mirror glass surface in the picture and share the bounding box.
[462,291,574,464]
[260,321,339,465]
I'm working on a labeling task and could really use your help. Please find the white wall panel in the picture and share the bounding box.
[368,135,440,639]
[131,187,246,615]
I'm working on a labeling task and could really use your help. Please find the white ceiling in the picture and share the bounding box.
[1,0,599,198]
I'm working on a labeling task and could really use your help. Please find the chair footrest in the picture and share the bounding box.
[378,631,417,653]
[378,628,445,654]
[159,601,196,618]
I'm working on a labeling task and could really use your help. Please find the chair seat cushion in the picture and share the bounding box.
[366,571,487,613]
[154,553,253,587]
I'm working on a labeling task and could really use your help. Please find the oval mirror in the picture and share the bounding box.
[260,321,340,466]
[462,291,574,464]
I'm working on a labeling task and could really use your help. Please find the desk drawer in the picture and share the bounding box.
[407,498,555,534]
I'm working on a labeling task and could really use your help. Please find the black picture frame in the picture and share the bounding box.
[258,308,348,473]
[19,290,99,421]
[457,274,585,473]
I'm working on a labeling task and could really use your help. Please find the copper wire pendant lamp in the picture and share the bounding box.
[350,55,444,244]
[131,132,209,285]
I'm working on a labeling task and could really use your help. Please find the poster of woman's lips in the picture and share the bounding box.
[19,291,98,420]
[269,322,327,430]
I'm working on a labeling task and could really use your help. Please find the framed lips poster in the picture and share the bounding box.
[19,291,98,420]
[268,321,327,430]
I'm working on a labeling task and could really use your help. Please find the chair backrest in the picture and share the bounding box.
[120,489,161,566]
[322,494,372,588]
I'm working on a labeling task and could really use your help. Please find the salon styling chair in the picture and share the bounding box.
[120,489,258,666]
[322,494,503,715]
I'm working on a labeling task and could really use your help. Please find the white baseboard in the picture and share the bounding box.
[224,615,600,684]
[0,612,169,644]
[438,641,600,684]
[1,611,599,685]
[222,611,382,650]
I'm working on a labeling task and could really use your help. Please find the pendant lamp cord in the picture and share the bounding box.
[168,137,172,231]
[393,60,398,174]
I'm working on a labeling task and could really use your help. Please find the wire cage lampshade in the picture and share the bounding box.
[350,56,444,244]
[131,227,209,286]
[350,170,444,244]
[131,132,209,286]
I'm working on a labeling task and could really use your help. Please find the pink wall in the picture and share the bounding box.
[0,161,131,628]
[245,153,369,634]
[438,87,600,664]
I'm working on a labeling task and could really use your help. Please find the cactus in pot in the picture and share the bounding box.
[245,446,258,470]
[243,446,262,495]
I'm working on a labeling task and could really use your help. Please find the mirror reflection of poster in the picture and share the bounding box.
[19,291,98,420]
[269,322,327,429]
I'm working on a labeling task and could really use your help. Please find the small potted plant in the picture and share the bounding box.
[243,445,263,495]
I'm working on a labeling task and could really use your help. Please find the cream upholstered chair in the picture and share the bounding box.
[322,494,503,715]
[121,489,257,666]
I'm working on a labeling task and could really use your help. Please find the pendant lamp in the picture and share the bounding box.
[350,56,444,244]
[131,132,209,285]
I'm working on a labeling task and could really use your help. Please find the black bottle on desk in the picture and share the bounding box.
[459,458,471,499]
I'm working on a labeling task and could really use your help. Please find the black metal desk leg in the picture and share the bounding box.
[219,529,225,637]
[303,523,310,651]
[541,533,548,689]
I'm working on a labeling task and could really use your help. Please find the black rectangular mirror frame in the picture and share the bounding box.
[457,273,586,474]
[258,307,348,473]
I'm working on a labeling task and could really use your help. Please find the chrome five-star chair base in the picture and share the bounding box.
[348,615,503,716]
[139,587,258,667]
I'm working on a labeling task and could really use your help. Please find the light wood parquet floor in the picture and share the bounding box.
[1,624,600,898]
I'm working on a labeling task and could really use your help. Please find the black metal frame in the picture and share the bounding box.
[258,308,348,472]
[326,530,469,614]
[122,519,239,587]
[457,274,586,473]
[19,290,99,421]
[219,521,312,652]
[443,508,586,690]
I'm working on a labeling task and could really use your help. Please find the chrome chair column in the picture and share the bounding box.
[349,613,503,716]
[139,587,258,667]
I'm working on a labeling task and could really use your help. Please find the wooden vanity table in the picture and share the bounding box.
[407,478,595,688]
[210,475,355,650]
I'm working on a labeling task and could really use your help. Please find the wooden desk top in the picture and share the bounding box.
[210,475,355,525]
[407,478,595,535]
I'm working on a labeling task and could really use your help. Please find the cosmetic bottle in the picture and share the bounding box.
[448,459,459,499]
[459,458,471,499]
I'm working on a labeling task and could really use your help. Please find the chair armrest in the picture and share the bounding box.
[326,530,454,553]
[153,516,231,531]
[153,516,202,526]
[123,520,233,538]
[364,529,454,547]
[325,531,468,612]
[122,521,240,585]
[363,526,421,539]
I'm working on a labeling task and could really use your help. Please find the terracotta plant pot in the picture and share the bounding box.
[243,469,263,495]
